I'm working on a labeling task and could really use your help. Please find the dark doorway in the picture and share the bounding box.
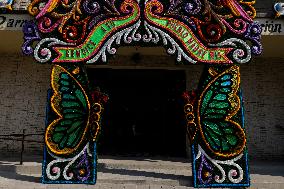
[87,68,186,157]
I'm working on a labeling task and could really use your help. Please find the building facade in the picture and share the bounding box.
[0,0,283,160]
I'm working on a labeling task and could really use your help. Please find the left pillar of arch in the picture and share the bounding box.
[42,64,104,184]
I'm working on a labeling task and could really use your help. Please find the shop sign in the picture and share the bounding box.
[0,15,284,37]
[0,14,32,30]
[256,18,284,35]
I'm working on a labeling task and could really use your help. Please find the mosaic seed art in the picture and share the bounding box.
[183,65,249,187]
[42,64,108,183]
[22,0,262,187]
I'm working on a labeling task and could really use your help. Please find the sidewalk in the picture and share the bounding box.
[0,155,283,189]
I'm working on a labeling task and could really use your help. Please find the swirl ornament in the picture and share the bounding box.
[46,143,93,182]
[209,38,251,64]
[22,21,42,55]
[87,20,142,63]
[184,0,201,15]
[245,22,262,55]
[83,0,100,14]
[33,38,72,63]
[195,145,245,185]
[143,21,197,63]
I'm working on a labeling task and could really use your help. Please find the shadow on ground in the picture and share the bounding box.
[0,168,40,183]
[99,155,192,163]
[99,166,193,187]
[0,163,193,187]
[0,155,283,186]
[249,161,284,177]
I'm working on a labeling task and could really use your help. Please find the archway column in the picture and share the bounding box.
[184,65,250,187]
[42,64,103,184]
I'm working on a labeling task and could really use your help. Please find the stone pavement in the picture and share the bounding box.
[0,155,283,189]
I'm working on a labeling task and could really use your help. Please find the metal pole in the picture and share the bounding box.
[20,129,25,165]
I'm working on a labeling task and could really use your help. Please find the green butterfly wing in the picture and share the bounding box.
[197,66,245,158]
[46,65,91,156]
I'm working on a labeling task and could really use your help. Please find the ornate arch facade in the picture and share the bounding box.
[22,0,262,187]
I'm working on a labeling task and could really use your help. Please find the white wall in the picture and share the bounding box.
[0,54,283,160]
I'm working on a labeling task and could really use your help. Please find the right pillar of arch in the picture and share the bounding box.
[183,65,250,188]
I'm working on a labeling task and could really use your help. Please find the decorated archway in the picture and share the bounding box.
[22,0,262,187]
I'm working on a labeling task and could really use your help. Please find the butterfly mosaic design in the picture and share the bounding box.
[183,66,245,158]
[46,65,103,156]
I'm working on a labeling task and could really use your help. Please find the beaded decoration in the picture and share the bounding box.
[21,0,262,187]
[183,65,249,187]
[22,0,262,64]
[42,65,107,184]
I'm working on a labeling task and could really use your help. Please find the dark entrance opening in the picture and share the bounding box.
[87,68,186,157]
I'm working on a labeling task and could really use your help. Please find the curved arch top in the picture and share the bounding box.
[22,0,262,64]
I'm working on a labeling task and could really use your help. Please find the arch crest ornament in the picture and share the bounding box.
[23,0,261,65]
[22,0,262,187]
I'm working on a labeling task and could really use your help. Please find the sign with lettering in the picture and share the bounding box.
[144,2,232,64]
[53,3,140,63]
[22,0,262,65]
[0,14,32,30]
[256,18,284,35]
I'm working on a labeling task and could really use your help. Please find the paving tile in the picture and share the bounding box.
[0,158,283,189]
